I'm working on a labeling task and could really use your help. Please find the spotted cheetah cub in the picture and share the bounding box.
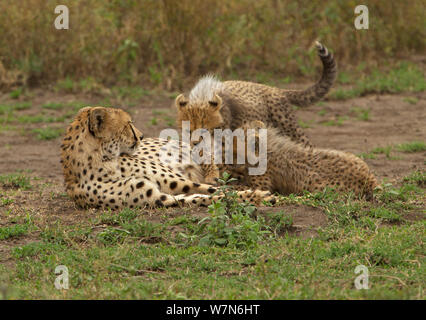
[176,42,337,147]
[233,121,378,199]
[60,107,275,210]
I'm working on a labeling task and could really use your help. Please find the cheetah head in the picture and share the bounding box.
[175,93,224,146]
[86,107,143,159]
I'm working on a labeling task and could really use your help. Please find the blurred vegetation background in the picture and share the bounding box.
[0,0,424,90]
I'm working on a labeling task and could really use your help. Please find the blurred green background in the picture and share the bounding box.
[0,0,424,90]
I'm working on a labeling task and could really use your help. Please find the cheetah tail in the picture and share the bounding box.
[285,41,337,107]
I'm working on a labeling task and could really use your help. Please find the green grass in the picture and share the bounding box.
[32,127,64,140]
[364,141,426,160]
[0,102,32,115]
[0,171,423,299]
[113,86,151,101]
[358,152,377,160]
[1,113,68,124]
[403,171,425,187]
[0,1,424,88]
[330,62,426,100]
[317,109,327,116]
[336,71,353,84]
[0,196,14,206]
[12,242,65,259]
[54,77,112,95]
[181,173,272,249]
[298,120,313,129]
[147,110,175,127]
[0,224,30,240]
[330,89,359,100]
[0,172,31,190]
[0,100,85,135]
[42,102,65,110]
[371,146,394,159]
[9,88,23,99]
[55,77,75,92]
[0,125,18,133]
[402,97,419,105]
[396,141,426,153]
[13,102,32,111]
[321,116,348,127]
[351,107,371,121]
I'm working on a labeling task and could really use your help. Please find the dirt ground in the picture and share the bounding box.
[0,88,425,239]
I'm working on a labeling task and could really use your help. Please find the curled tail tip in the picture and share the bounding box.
[314,40,322,49]
[315,41,329,57]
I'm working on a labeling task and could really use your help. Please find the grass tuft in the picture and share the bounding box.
[32,127,64,140]
[396,141,426,153]
[330,62,426,100]
[0,1,424,88]
[0,172,31,190]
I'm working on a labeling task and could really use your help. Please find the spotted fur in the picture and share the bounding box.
[176,41,337,147]
[233,121,378,200]
[60,107,276,210]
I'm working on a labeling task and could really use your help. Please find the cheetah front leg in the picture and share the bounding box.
[163,189,276,208]
[158,176,277,206]
[169,178,276,205]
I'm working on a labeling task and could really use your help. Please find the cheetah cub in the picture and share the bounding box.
[233,121,379,199]
[175,41,337,147]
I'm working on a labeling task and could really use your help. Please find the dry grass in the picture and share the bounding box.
[0,0,424,89]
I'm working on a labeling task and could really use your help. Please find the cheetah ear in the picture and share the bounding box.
[208,94,222,110]
[175,94,188,109]
[89,107,107,137]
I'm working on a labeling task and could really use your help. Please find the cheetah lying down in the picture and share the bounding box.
[60,107,276,210]
[231,121,379,199]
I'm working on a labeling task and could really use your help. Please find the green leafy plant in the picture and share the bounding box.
[403,97,418,105]
[351,107,371,121]
[10,87,23,99]
[0,172,31,190]
[187,172,271,248]
[396,141,425,153]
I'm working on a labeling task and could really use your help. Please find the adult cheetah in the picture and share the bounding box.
[231,121,379,200]
[60,106,276,210]
[175,41,337,147]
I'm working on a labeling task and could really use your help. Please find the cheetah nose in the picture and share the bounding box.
[139,134,144,141]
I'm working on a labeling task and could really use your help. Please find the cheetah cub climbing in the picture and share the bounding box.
[233,121,379,199]
[60,107,276,210]
[175,41,337,147]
